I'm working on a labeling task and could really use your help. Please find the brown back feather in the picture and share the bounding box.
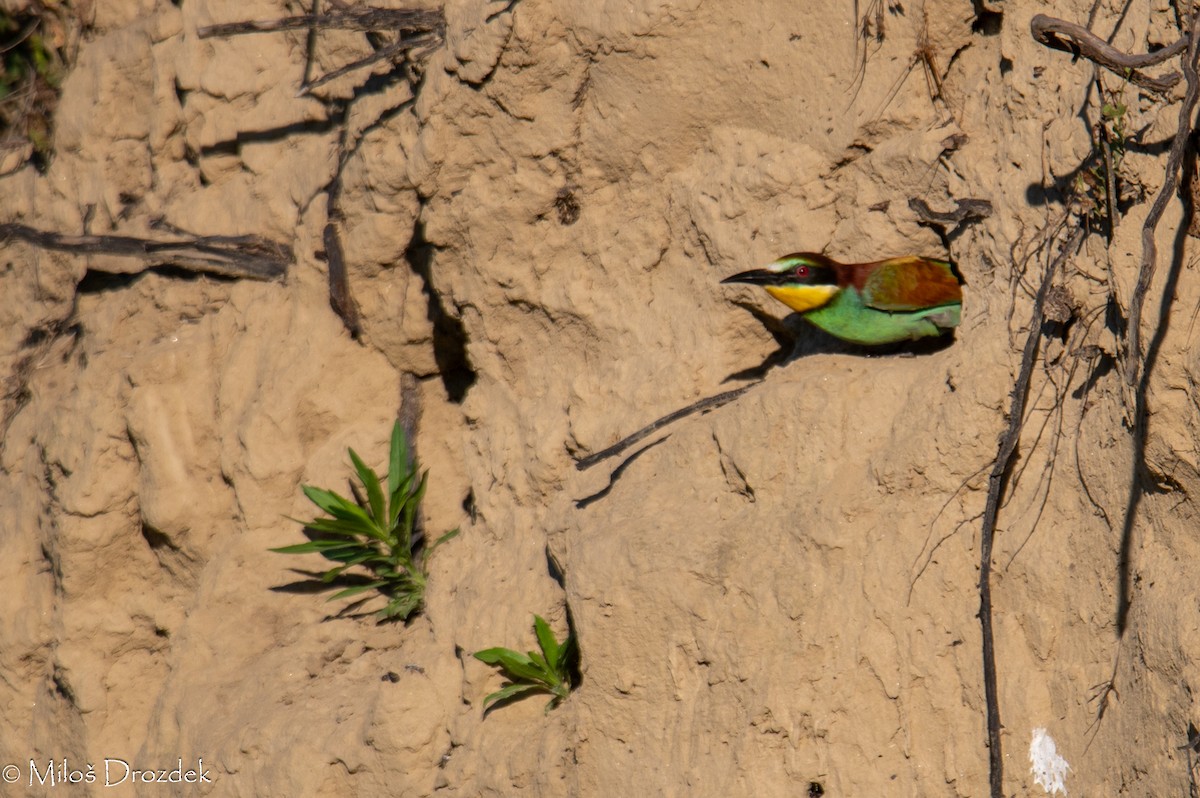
[858,257,962,311]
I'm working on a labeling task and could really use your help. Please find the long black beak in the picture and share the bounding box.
[721,269,783,286]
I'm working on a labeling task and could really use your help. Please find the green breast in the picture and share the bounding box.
[802,287,960,345]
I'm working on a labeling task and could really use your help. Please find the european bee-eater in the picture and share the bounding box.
[722,252,963,345]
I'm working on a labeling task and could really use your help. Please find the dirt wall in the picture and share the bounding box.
[3,0,1200,795]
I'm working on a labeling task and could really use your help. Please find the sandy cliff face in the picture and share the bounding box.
[3,0,1200,794]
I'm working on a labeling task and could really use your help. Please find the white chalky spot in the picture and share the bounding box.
[1030,727,1070,796]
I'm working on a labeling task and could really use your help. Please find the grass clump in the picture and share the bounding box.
[273,421,458,621]
[474,615,576,714]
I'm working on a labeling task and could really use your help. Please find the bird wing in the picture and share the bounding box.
[859,257,962,312]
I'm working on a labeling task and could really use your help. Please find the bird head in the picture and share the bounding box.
[721,253,842,313]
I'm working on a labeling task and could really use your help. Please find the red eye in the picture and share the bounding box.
[795,265,809,278]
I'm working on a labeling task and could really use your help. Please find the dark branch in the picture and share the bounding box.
[198,9,444,38]
[0,223,291,280]
[1031,14,1186,93]
[1126,9,1200,384]
[908,197,993,227]
[299,34,440,96]
[979,224,1086,798]
[198,7,446,97]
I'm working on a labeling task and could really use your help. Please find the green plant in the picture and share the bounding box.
[1073,93,1131,231]
[272,421,458,621]
[0,13,61,98]
[0,7,67,165]
[474,615,576,713]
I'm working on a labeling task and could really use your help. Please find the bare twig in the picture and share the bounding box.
[198,7,445,96]
[574,381,763,471]
[323,220,360,334]
[198,9,444,38]
[0,223,291,280]
[1099,119,1118,235]
[908,197,993,225]
[1031,14,1186,93]
[1126,8,1200,384]
[321,107,363,338]
[0,18,39,56]
[868,13,951,124]
[298,34,440,95]
[979,224,1086,798]
[1084,654,1120,750]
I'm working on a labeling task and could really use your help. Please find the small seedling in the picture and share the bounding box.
[272,421,458,621]
[1074,93,1131,233]
[474,615,575,713]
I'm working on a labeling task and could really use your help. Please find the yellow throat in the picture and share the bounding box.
[764,284,840,313]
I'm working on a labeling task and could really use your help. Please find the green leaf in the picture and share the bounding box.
[297,517,375,538]
[534,616,559,672]
[316,549,368,566]
[395,470,416,502]
[322,549,379,567]
[302,485,374,526]
[354,521,391,544]
[473,646,516,665]
[380,592,421,620]
[390,470,416,532]
[377,555,413,575]
[529,649,553,676]
[269,540,358,554]
[387,421,405,500]
[349,448,386,527]
[482,682,543,709]
[320,563,356,582]
[475,648,548,684]
[473,646,535,670]
[411,470,429,509]
[555,635,573,677]
[423,528,460,563]
[329,581,389,600]
[401,471,428,537]
[312,543,367,558]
